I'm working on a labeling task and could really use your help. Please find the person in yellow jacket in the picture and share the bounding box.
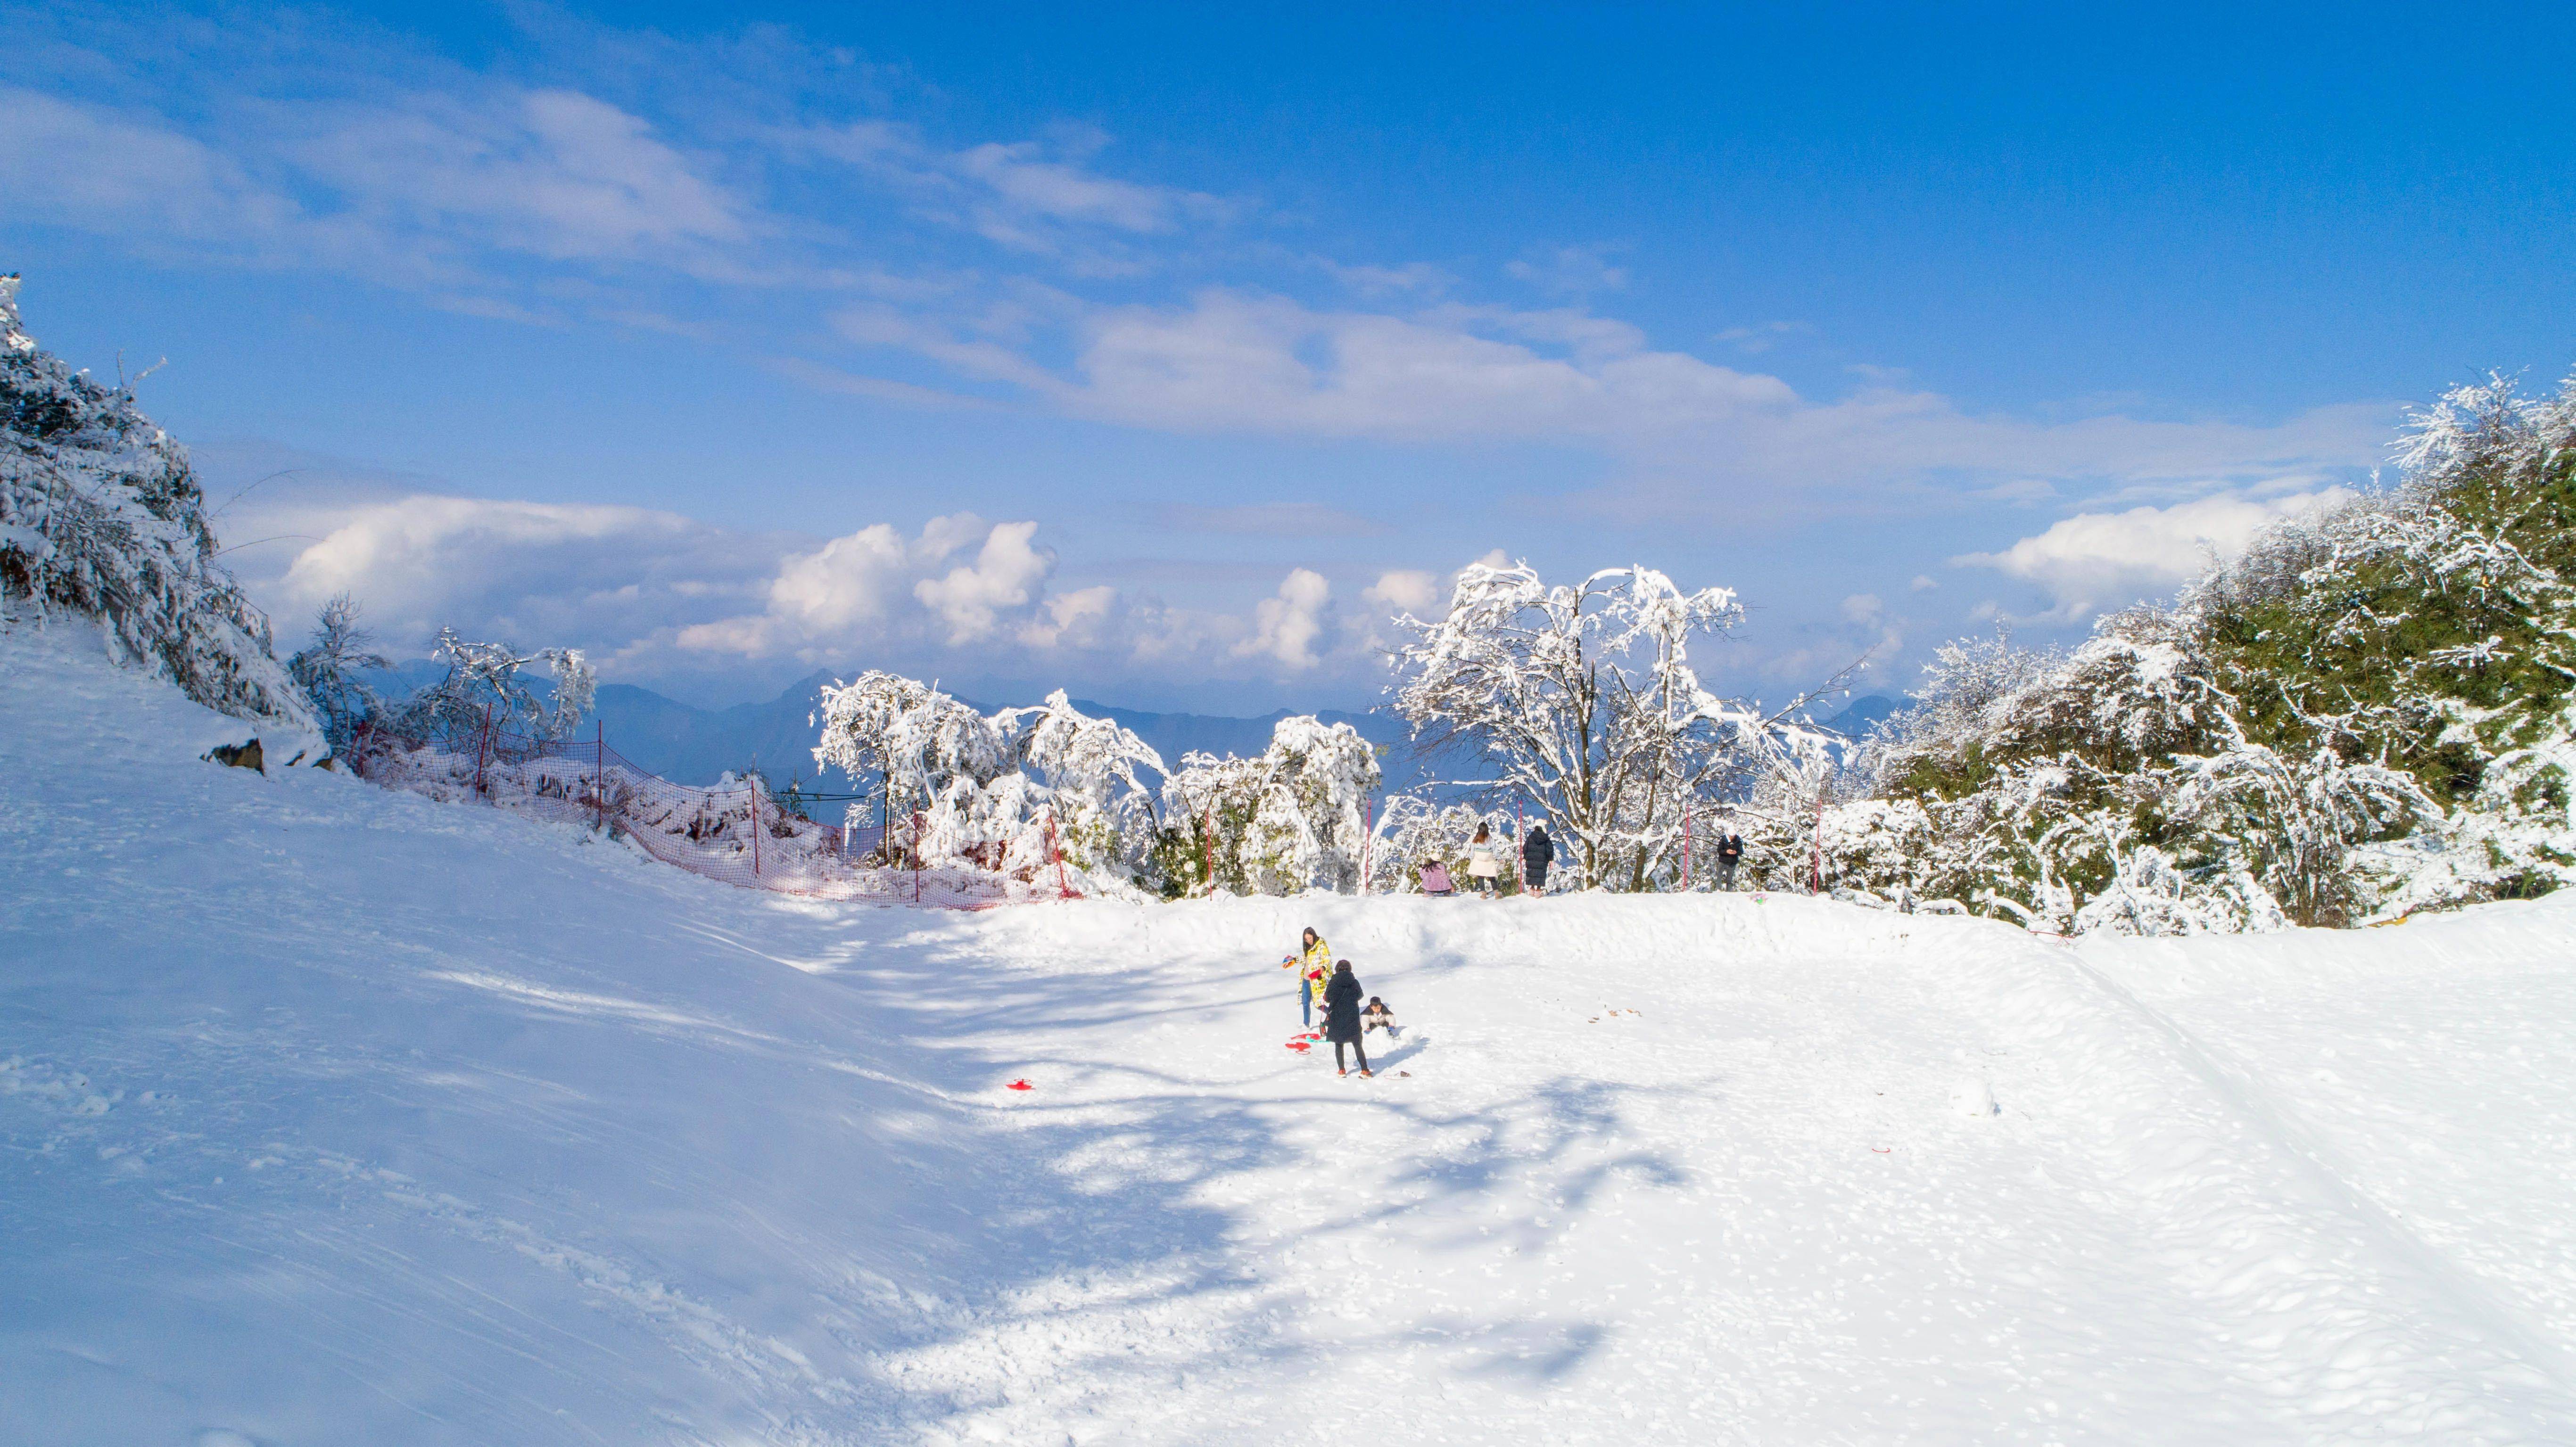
[1282,926,1331,1028]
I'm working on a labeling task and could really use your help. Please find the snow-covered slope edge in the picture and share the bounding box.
[8,615,2576,1445]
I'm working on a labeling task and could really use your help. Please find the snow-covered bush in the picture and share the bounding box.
[1160,715,1380,896]
[0,274,309,727]
[1822,369,2576,933]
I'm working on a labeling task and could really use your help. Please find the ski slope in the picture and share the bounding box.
[7,616,2576,1446]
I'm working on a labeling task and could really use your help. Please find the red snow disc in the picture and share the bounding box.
[1006,1079,1033,1091]
[1871,1145,1891,1153]
[1285,1041,1312,1052]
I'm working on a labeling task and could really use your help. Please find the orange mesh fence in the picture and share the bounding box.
[347,713,1084,909]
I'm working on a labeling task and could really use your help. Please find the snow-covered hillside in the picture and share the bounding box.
[7,615,2576,1445]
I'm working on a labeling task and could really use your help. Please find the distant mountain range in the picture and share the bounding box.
[358,665,1902,792]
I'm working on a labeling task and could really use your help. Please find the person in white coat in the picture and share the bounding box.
[1464,823,1503,897]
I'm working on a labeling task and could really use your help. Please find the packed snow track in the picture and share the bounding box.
[7,620,2576,1445]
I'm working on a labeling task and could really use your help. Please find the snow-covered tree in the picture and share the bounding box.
[1160,715,1381,896]
[1387,559,1837,891]
[0,274,310,726]
[999,690,1168,873]
[288,593,390,755]
[811,672,1166,883]
[379,629,594,743]
[812,672,1012,805]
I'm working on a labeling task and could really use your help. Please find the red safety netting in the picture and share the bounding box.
[347,713,1090,909]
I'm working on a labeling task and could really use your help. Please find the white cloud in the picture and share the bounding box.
[1909,574,1939,592]
[1236,568,1332,669]
[1955,487,2355,621]
[242,489,782,657]
[1363,568,1442,616]
[1020,585,1117,650]
[676,513,1047,656]
[912,520,1055,644]
[1841,592,1884,625]
[228,468,1429,690]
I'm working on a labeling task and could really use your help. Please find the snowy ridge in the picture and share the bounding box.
[8,615,2576,1444]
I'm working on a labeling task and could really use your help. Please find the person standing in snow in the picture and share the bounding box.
[1715,832,1744,891]
[1323,960,1371,1077]
[1465,824,1503,897]
[1282,927,1331,1028]
[1521,824,1554,896]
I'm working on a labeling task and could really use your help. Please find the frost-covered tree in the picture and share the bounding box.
[1387,559,1837,891]
[811,672,1166,882]
[1159,716,1381,896]
[379,629,595,744]
[288,593,391,755]
[812,672,1012,804]
[999,690,1169,873]
[0,274,309,726]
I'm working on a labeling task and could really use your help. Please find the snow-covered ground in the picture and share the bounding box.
[7,616,2576,1446]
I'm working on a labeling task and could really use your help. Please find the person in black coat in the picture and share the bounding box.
[1521,824,1554,896]
[1322,960,1371,1077]
[1715,832,1744,890]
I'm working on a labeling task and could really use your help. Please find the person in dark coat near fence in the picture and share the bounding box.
[1323,961,1372,1077]
[1521,824,1555,896]
[1715,832,1744,891]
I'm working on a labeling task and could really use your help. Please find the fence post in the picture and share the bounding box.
[1360,797,1372,896]
[1683,799,1693,893]
[1049,809,1074,900]
[913,810,925,903]
[749,780,761,880]
[475,705,492,797]
[1200,810,1216,897]
[1515,798,1525,894]
[1810,796,1825,895]
[594,721,605,831]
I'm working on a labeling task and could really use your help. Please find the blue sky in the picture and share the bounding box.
[5,1,2571,711]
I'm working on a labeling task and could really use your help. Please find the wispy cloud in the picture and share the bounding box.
[1505,244,1628,297]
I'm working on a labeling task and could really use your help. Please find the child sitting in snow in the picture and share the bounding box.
[1418,859,1456,896]
[1361,996,1396,1034]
